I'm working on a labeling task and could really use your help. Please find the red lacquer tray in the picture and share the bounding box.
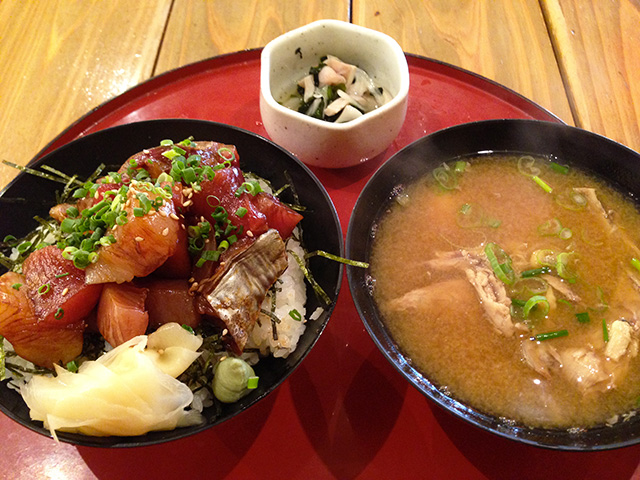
[4,50,640,480]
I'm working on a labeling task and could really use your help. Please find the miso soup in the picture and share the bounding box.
[370,153,640,428]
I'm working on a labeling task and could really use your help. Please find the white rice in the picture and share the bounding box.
[245,228,311,359]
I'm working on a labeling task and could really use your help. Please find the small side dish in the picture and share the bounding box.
[260,19,409,168]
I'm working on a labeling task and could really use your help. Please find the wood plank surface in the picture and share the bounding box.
[155,0,350,74]
[541,0,640,153]
[353,0,574,125]
[0,0,171,190]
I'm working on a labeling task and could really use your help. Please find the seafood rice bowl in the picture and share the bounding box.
[0,119,343,447]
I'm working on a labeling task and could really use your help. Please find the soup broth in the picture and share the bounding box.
[370,153,640,428]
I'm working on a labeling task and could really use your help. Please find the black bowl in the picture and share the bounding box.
[346,119,640,451]
[0,119,343,447]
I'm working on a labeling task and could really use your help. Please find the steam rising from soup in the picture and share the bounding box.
[370,153,640,428]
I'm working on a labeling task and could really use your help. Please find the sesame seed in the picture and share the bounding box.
[246,230,254,238]
[222,329,228,336]
[135,236,144,242]
[188,277,195,283]
[170,213,179,220]
[159,209,168,217]
[143,149,150,154]
[61,287,69,296]
[162,228,169,236]
[183,200,193,207]
[181,223,186,230]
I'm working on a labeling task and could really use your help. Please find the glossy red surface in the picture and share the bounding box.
[4,50,640,479]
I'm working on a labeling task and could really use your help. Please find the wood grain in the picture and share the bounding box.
[0,0,171,190]
[155,0,350,74]
[353,0,574,124]
[541,0,640,152]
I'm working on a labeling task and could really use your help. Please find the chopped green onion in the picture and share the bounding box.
[66,360,78,373]
[523,295,550,318]
[162,149,182,161]
[517,155,541,176]
[17,241,32,253]
[289,309,303,322]
[532,175,553,193]
[631,258,640,273]
[537,218,562,236]
[512,277,548,296]
[11,283,22,290]
[558,227,573,240]
[556,190,588,211]
[456,203,500,229]
[534,249,556,268]
[172,145,187,156]
[66,206,79,218]
[160,139,174,146]
[576,312,591,323]
[550,162,569,175]
[484,242,515,285]
[521,267,551,278]
[195,249,221,268]
[38,283,51,295]
[247,376,259,389]
[603,319,609,343]
[182,324,195,334]
[556,252,578,283]
[432,165,458,190]
[54,307,65,320]
[534,329,569,341]
[217,147,236,163]
[235,181,263,197]
[454,161,467,173]
[235,207,248,218]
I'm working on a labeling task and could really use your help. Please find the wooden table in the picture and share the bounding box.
[1,1,640,479]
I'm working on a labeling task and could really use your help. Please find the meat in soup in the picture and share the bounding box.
[370,154,640,428]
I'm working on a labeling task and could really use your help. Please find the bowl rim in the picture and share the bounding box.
[346,118,640,451]
[259,19,410,131]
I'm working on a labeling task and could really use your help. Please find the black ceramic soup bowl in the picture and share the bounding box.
[0,119,343,447]
[346,119,640,451]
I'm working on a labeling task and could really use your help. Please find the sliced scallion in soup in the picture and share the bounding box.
[370,153,640,428]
